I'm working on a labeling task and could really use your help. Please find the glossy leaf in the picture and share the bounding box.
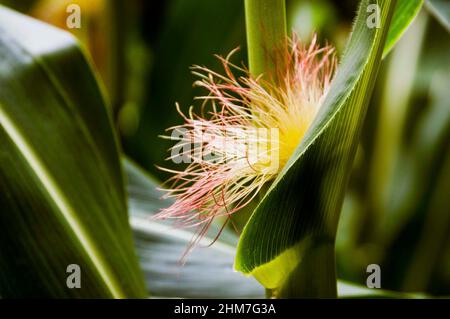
[383,0,424,58]
[0,6,146,298]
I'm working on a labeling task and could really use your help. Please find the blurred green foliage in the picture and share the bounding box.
[121,0,247,181]
[337,13,450,295]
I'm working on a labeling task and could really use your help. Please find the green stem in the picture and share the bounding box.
[244,0,287,81]
[278,241,337,298]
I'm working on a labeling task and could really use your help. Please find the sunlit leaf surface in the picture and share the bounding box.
[0,6,146,298]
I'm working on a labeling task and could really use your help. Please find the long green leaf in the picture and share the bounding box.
[235,0,396,297]
[0,6,146,298]
[383,0,424,58]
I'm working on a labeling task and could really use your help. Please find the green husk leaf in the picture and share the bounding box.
[0,6,146,298]
[235,0,397,297]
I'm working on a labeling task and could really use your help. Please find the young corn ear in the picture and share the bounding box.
[155,34,337,254]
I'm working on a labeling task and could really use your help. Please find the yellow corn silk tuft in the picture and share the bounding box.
[156,34,337,249]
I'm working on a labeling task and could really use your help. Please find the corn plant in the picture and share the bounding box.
[0,0,448,298]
